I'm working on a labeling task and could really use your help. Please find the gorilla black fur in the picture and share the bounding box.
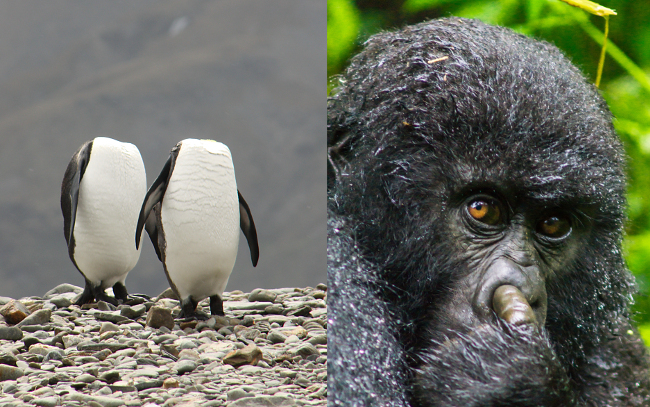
[328,17,650,406]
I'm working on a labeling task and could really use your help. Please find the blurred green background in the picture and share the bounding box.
[327,0,650,342]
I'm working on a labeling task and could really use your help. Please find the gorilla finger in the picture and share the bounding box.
[492,285,537,326]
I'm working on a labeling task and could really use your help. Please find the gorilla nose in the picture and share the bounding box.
[473,259,547,327]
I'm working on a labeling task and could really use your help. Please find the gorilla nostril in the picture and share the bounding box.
[492,285,538,327]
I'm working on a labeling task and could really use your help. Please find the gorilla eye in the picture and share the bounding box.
[467,199,502,226]
[537,215,571,239]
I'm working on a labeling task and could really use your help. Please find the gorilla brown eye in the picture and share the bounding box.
[467,199,502,225]
[537,215,571,238]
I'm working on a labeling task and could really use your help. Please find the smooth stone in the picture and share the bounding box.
[43,284,82,299]
[178,349,200,361]
[227,388,251,401]
[32,396,59,407]
[162,377,179,389]
[75,373,96,383]
[0,351,17,366]
[98,370,120,383]
[17,309,52,327]
[267,330,287,344]
[225,301,274,311]
[43,350,64,362]
[176,359,197,374]
[67,392,125,407]
[77,341,128,352]
[291,343,320,359]
[0,300,30,324]
[284,306,312,317]
[145,307,174,330]
[229,395,297,407]
[0,365,23,381]
[0,326,23,341]
[49,296,72,308]
[120,304,146,319]
[62,335,84,348]
[308,334,327,346]
[93,311,129,324]
[264,305,285,314]
[99,322,120,333]
[248,289,277,303]
[134,379,164,391]
[223,344,263,368]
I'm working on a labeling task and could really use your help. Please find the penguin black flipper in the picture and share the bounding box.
[145,204,163,261]
[60,140,93,255]
[238,190,259,267]
[135,144,180,249]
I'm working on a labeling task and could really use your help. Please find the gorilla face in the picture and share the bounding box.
[328,17,649,406]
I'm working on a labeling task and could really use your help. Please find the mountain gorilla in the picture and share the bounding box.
[327,18,650,406]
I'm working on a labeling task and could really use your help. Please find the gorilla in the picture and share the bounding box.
[327,17,650,406]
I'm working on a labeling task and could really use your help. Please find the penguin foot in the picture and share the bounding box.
[112,282,129,303]
[210,295,225,316]
[177,311,210,321]
[74,281,95,306]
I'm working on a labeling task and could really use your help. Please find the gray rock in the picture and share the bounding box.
[67,392,125,407]
[228,388,252,401]
[43,284,83,299]
[77,341,128,352]
[75,373,96,383]
[0,351,17,366]
[99,322,120,333]
[93,311,129,324]
[49,296,72,308]
[267,330,287,344]
[145,306,174,330]
[229,395,297,407]
[264,304,285,314]
[248,289,277,303]
[0,326,22,341]
[98,370,120,383]
[17,309,51,326]
[307,334,327,345]
[33,396,59,407]
[0,365,23,381]
[120,304,146,319]
[291,343,320,359]
[175,359,197,374]
[43,350,63,362]
[134,379,164,391]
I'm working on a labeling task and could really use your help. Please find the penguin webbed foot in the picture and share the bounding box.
[112,282,129,303]
[210,295,225,316]
[74,281,95,306]
[177,297,210,321]
[74,281,119,306]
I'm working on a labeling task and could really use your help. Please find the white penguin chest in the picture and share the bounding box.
[161,143,240,299]
[73,138,147,282]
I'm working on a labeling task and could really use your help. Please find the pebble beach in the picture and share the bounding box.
[0,284,327,407]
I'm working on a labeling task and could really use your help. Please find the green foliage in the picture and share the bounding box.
[327,0,650,334]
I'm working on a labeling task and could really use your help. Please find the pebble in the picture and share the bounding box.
[0,284,327,406]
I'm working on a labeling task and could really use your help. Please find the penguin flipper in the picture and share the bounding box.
[145,204,163,261]
[61,140,93,247]
[238,190,259,267]
[135,145,179,248]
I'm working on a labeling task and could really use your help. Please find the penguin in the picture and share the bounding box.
[135,139,259,319]
[61,137,147,305]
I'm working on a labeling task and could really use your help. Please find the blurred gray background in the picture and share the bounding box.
[0,0,325,298]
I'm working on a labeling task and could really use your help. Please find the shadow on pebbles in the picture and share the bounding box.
[0,284,328,406]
